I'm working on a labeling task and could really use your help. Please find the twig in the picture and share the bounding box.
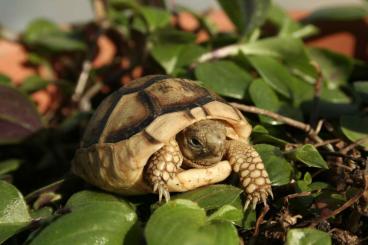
[253,205,269,236]
[93,0,109,29]
[309,166,368,228]
[284,191,312,205]
[309,62,323,128]
[80,82,103,111]
[72,0,108,109]
[340,137,368,154]
[72,60,92,104]
[314,139,340,148]
[196,44,242,64]
[231,103,326,145]
[320,151,366,164]
[309,190,363,228]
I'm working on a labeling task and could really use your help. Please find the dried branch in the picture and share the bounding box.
[72,60,92,104]
[93,0,109,29]
[231,103,326,145]
[196,44,242,64]
[309,165,368,228]
[253,205,270,236]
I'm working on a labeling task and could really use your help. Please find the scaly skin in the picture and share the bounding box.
[145,138,183,202]
[145,120,273,209]
[226,140,272,210]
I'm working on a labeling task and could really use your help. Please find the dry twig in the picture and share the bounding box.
[253,205,270,236]
[231,103,326,145]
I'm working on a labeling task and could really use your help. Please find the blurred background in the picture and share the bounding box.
[0,0,362,31]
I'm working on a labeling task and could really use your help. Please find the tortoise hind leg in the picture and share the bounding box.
[226,140,273,210]
[145,138,183,202]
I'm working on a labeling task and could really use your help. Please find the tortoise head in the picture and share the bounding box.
[176,119,227,168]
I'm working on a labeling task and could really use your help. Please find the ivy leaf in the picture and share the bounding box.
[141,6,171,32]
[286,228,331,245]
[23,18,85,52]
[0,181,31,244]
[173,184,243,211]
[151,44,206,74]
[241,37,316,82]
[254,144,292,186]
[195,60,252,99]
[19,76,48,94]
[306,5,368,21]
[145,199,239,245]
[289,144,329,169]
[353,81,368,102]
[217,0,271,35]
[340,115,368,148]
[0,84,43,144]
[29,191,138,245]
[308,48,353,89]
[248,56,291,98]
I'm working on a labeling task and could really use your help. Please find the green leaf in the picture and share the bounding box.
[340,115,368,148]
[141,6,171,32]
[251,128,289,147]
[32,33,86,52]
[195,60,252,99]
[145,199,239,245]
[286,228,332,245]
[198,220,239,245]
[173,184,243,211]
[19,76,48,94]
[0,74,11,85]
[241,37,316,82]
[306,5,367,21]
[249,79,302,124]
[23,18,85,52]
[253,144,292,186]
[0,84,43,144]
[23,18,59,43]
[217,0,271,35]
[242,209,257,230]
[207,205,243,224]
[0,159,21,175]
[308,48,353,89]
[267,4,301,36]
[0,181,31,244]
[151,44,206,74]
[153,29,197,44]
[293,144,329,169]
[249,79,282,124]
[30,191,137,245]
[353,81,368,102]
[248,56,291,98]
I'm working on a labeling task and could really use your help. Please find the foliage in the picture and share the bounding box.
[1,0,368,244]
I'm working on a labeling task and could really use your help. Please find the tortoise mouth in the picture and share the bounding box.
[182,156,223,169]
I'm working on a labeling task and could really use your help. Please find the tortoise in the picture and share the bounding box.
[72,75,272,209]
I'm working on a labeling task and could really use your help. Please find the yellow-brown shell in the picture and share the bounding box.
[72,75,252,194]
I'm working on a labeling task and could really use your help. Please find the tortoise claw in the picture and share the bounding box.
[267,188,274,199]
[243,199,251,211]
[157,184,170,203]
[252,196,259,210]
[261,192,268,206]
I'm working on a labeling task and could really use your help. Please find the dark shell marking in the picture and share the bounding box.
[81,75,225,147]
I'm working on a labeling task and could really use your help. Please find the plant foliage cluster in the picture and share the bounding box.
[1,0,368,244]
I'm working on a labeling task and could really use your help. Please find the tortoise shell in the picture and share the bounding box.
[72,75,252,194]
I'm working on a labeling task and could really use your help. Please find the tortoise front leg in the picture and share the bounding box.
[145,138,183,202]
[226,140,273,210]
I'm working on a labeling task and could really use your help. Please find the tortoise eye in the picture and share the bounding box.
[189,138,202,148]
